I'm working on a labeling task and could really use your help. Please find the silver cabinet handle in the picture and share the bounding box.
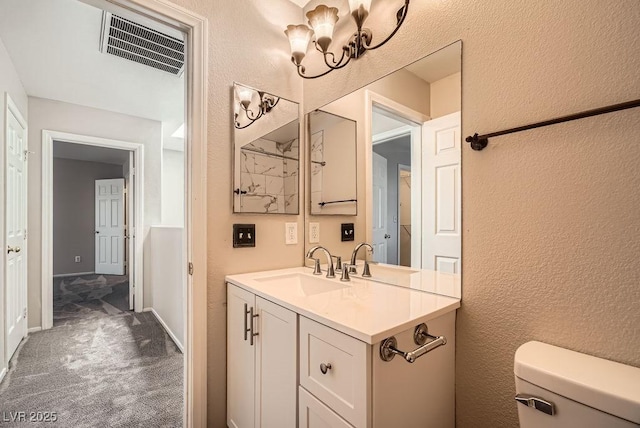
[244,303,250,341]
[320,363,332,374]
[249,307,259,346]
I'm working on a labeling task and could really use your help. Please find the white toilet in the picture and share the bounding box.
[514,341,640,427]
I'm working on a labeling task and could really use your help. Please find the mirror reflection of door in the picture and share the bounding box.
[398,165,411,267]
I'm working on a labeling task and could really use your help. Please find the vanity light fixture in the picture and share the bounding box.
[284,0,410,79]
[234,87,280,129]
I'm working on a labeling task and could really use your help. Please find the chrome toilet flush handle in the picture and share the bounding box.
[320,363,332,374]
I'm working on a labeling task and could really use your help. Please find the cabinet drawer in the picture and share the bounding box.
[299,387,354,428]
[299,317,369,427]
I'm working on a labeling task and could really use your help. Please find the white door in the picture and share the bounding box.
[422,111,461,274]
[5,98,28,361]
[95,178,125,275]
[227,284,256,428]
[126,153,134,310]
[372,152,388,263]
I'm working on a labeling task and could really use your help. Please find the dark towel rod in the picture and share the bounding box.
[318,199,357,207]
[466,99,640,151]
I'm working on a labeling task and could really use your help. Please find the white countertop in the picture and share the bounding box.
[225,267,460,345]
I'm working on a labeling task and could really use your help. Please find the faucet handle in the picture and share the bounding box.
[362,260,372,277]
[307,257,322,275]
[341,264,353,282]
[348,263,358,274]
[331,255,343,271]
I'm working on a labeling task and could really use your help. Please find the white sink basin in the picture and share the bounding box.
[254,273,349,296]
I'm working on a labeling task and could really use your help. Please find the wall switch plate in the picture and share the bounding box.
[74,256,81,263]
[341,223,355,242]
[309,222,320,244]
[233,224,256,248]
[285,223,298,245]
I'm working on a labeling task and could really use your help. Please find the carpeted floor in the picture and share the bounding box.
[0,274,183,427]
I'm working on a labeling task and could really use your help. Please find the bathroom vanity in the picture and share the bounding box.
[226,266,460,428]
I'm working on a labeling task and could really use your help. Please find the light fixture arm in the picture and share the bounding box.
[293,0,410,80]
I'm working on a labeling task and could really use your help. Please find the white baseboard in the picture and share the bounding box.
[142,307,153,312]
[28,326,42,333]
[53,271,95,278]
[149,308,184,353]
[0,367,6,384]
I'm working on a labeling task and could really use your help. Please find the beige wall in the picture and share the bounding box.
[53,158,123,275]
[27,97,163,327]
[301,1,640,427]
[0,34,28,385]
[430,72,461,119]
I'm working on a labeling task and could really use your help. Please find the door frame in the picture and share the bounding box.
[104,2,208,426]
[365,90,429,268]
[42,131,144,320]
[397,163,411,264]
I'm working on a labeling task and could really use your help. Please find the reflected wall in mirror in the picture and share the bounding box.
[304,41,462,287]
[233,83,300,214]
[309,110,357,215]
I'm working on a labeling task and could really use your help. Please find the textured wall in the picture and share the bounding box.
[300,1,640,427]
[52,158,123,275]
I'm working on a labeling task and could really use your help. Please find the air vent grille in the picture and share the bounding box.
[101,13,185,76]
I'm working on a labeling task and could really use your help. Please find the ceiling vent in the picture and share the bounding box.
[100,12,185,76]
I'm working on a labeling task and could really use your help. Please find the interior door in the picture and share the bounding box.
[95,178,125,275]
[126,152,134,310]
[422,111,461,273]
[372,152,388,263]
[5,98,28,362]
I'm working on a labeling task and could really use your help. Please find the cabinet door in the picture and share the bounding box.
[299,387,354,428]
[255,297,297,428]
[227,284,256,428]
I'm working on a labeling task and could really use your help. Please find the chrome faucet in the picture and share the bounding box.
[349,242,373,277]
[306,246,336,278]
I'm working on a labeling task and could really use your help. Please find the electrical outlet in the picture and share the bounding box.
[309,222,320,244]
[285,223,298,245]
[341,223,355,242]
[74,256,81,263]
[233,224,256,248]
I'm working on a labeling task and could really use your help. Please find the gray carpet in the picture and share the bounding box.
[0,274,183,427]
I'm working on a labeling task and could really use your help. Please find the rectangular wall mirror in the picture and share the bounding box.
[309,110,357,215]
[233,83,300,214]
[304,41,462,287]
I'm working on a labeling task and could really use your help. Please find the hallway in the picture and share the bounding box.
[0,275,183,427]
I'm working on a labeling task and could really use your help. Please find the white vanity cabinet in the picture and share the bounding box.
[227,284,297,428]
[298,312,456,428]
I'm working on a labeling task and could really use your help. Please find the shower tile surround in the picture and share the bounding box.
[239,137,299,214]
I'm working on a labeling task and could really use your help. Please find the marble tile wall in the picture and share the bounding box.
[239,137,299,214]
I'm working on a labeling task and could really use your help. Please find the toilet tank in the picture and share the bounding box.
[514,341,640,428]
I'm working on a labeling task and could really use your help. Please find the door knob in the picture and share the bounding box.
[384,234,391,239]
[95,231,100,234]
[7,246,20,254]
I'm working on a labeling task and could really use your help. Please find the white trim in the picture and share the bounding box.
[74,1,207,425]
[0,367,6,384]
[364,90,428,269]
[149,308,184,352]
[27,326,42,333]
[52,271,95,278]
[41,131,145,331]
[372,125,413,145]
